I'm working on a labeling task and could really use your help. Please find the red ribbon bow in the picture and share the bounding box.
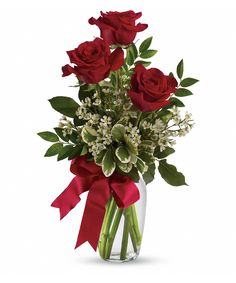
[51,155,140,251]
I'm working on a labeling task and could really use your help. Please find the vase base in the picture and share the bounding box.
[102,251,139,263]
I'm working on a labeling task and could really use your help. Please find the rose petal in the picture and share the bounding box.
[62,64,77,77]
[126,23,148,32]
[101,29,116,45]
[128,89,170,112]
[109,48,124,71]
[134,64,146,73]
[88,17,113,30]
[116,28,136,45]
[166,76,178,88]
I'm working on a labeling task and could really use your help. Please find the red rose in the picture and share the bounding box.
[128,64,178,112]
[62,38,124,84]
[89,11,148,46]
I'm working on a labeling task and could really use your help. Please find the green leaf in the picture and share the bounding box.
[154,147,175,159]
[78,84,95,101]
[134,60,151,67]
[124,134,138,155]
[57,145,74,161]
[102,148,116,177]
[175,88,193,97]
[95,149,107,165]
[130,154,137,164]
[126,46,135,66]
[110,72,117,86]
[111,124,125,142]
[139,37,153,53]
[139,140,155,153]
[69,131,78,143]
[138,152,154,164]
[170,97,185,107]
[125,166,140,182]
[130,43,138,59]
[160,112,173,123]
[155,109,171,119]
[136,158,147,174]
[140,49,157,59]
[177,59,184,79]
[44,143,63,157]
[37,131,59,142]
[143,163,156,185]
[116,159,132,173]
[158,159,187,186]
[49,96,79,118]
[80,145,88,156]
[73,116,86,127]
[115,146,131,163]
[54,128,69,142]
[68,145,84,160]
[169,72,174,77]
[81,126,97,143]
[180,78,199,87]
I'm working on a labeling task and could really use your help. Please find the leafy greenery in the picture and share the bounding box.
[102,148,116,177]
[154,147,175,159]
[115,146,131,163]
[136,158,147,174]
[78,84,95,101]
[140,49,157,59]
[126,44,138,66]
[158,159,187,186]
[81,126,97,143]
[177,59,184,79]
[54,127,69,142]
[38,131,59,142]
[139,37,153,53]
[111,124,125,142]
[180,78,199,87]
[49,96,79,118]
[57,145,74,161]
[143,163,156,184]
[170,97,185,107]
[44,143,63,157]
[175,88,193,97]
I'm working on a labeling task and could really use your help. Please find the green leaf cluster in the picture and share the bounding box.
[37,129,87,161]
[173,59,199,103]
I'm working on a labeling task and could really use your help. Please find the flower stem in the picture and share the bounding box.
[135,112,142,127]
[120,207,131,260]
[130,204,142,245]
[105,208,123,259]
[129,217,138,253]
[98,197,117,259]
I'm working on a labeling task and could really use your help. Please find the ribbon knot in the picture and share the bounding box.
[51,155,140,251]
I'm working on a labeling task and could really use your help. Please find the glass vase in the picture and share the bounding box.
[98,178,146,263]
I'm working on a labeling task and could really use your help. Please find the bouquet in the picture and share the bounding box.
[38,10,198,262]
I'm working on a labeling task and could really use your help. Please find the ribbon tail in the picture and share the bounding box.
[51,176,88,220]
[75,178,111,251]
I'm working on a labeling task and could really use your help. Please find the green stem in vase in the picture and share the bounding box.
[128,214,138,253]
[105,208,123,259]
[131,204,142,245]
[120,207,131,260]
[98,198,112,258]
[98,197,117,259]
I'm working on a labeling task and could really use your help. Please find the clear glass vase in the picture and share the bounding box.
[98,178,146,263]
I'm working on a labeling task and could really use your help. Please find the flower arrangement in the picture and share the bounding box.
[38,10,198,262]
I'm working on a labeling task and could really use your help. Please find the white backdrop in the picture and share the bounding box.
[1,0,236,282]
